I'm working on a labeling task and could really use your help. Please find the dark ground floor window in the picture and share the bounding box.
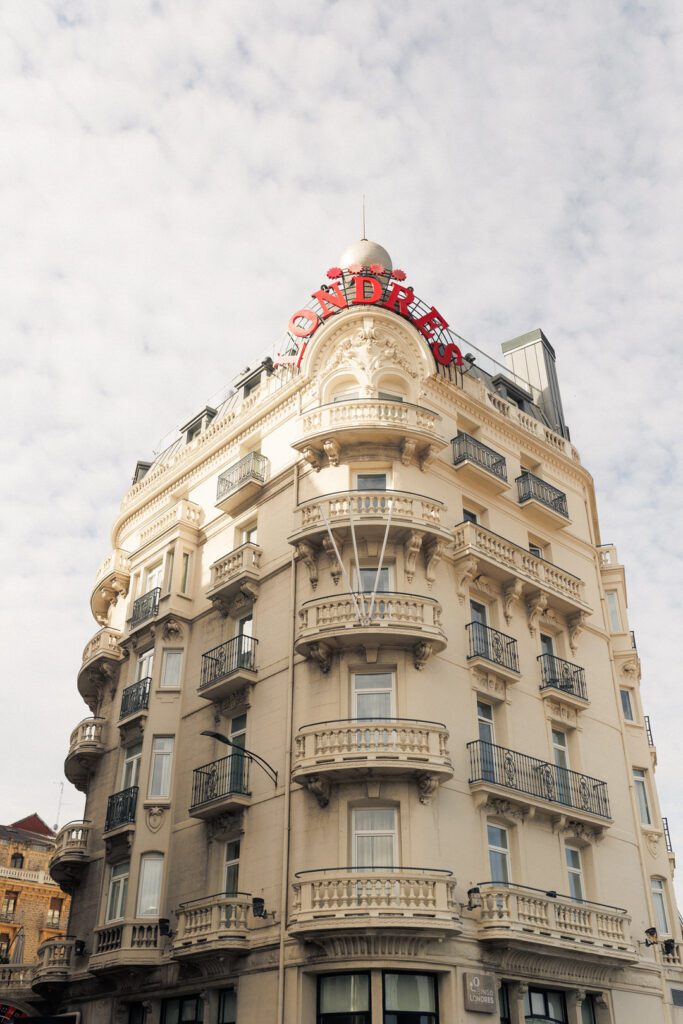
[318,973,371,1024]
[218,989,236,1024]
[161,996,204,1023]
[383,972,437,1024]
[524,988,567,1023]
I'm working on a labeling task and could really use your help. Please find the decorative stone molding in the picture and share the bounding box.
[416,773,439,804]
[146,807,165,833]
[302,447,321,472]
[568,611,588,654]
[556,820,601,845]
[424,538,447,588]
[419,444,440,471]
[321,535,343,585]
[645,831,661,858]
[503,579,524,624]
[323,438,341,466]
[527,591,548,635]
[218,685,253,716]
[413,641,433,671]
[472,573,495,596]
[403,531,423,583]
[454,555,479,604]
[303,775,332,808]
[543,699,578,729]
[308,932,432,959]
[484,949,618,986]
[308,641,333,674]
[472,670,507,702]
[621,659,639,678]
[480,798,529,823]
[162,618,183,641]
[206,810,245,842]
[295,541,319,590]
[400,437,416,466]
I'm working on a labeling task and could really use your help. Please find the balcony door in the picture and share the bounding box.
[237,615,254,669]
[477,701,496,782]
[551,730,571,804]
[228,714,247,794]
[137,649,154,681]
[122,743,142,790]
[146,562,163,593]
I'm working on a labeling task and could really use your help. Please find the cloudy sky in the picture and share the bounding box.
[2,1,682,896]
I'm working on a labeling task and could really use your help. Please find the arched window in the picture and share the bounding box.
[9,853,23,870]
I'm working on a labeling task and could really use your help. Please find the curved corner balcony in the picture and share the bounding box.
[452,432,509,494]
[32,938,76,991]
[289,490,450,550]
[295,593,446,669]
[49,821,92,890]
[290,868,462,945]
[172,893,251,959]
[292,719,453,805]
[64,718,106,792]
[474,882,636,964]
[90,548,131,625]
[292,400,448,471]
[89,921,161,973]
[77,627,125,709]
[516,471,570,528]
[468,740,611,830]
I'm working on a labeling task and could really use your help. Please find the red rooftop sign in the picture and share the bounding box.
[278,266,463,370]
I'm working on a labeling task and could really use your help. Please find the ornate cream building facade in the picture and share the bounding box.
[37,241,683,1023]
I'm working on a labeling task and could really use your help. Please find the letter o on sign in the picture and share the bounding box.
[288,309,320,338]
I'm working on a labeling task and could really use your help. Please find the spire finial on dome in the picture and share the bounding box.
[362,194,366,241]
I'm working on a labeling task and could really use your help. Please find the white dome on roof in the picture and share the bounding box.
[338,239,392,272]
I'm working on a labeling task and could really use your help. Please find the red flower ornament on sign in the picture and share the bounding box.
[391,269,407,281]
[369,263,386,275]
[326,267,342,279]
[347,262,364,274]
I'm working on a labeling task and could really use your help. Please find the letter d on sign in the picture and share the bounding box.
[353,275,384,305]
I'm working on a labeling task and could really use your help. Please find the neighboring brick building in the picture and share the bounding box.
[0,813,71,1019]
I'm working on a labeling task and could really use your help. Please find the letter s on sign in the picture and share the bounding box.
[431,341,463,367]
[288,309,320,338]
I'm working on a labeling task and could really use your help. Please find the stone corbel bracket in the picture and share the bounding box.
[303,775,332,808]
[307,641,333,674]
[424,538,448,589]
[503,579,524,625]
[568,611,588,654]
[294,540,319,590]
[453,555,479,604]
[403,531,423,583]
[321,534,343,585]
[526,591,548,635]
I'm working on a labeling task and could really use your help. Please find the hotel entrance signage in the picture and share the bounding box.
[279,266,463,369]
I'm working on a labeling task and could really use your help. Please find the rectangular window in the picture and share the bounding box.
[356,566,390,592]
[384,972,437,1022]
[224,839,240,895]
[352,807,397,868]
[137,648,154,681]
[581,996,597,1024]
[161,996,203,1024]
[605,591,622,632]
[333,390,360,402]
[318,973,370,1024]
[353,671,395,719]
[46,896,63,928]
[633,769,652,825]
[149,737,174,799]
[136,852,164,917]
[218,990,237,1024]
[378,391,404,402]
[1,892,18,916]
[122,743,142,789]
[476,701,494,744]
[552,729,571,804]
[529,542,544,558]
[356,472,388,491]
[651,878,669,934]
[463,508,478,524]
[180,552,191,593]
[487,823,509,883]
[524,989,567,1022]
[620,689,634,721]
[146,562,164,592]
[566,847,584,901]
[469,599,487,625]
[160,649,182,689]
[540,633,554,657]
[243,523,258,544]
[106,861,129,922]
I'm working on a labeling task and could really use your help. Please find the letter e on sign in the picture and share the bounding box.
[463,972,497,1014]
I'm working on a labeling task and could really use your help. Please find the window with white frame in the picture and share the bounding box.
[317,974,370,1024]
[106,861,129,922]
[487,823,510,883]
[476,701,494,744]
[149,737,174,799]
[122,743,142,790]
[620,688,634,721]
[633,769,652,825]
[243,522,258,544]
[353,671,395,719]
[651,878,670,934]
[355,472,388,491]
[136,852,164,917]
[356,566,390,592]
[352,807,397,869]
[145,562,164,593]
[565,847,584,901]
[384,973,438,1023]
[605,591,622,632]
[224,839,240,895]
[160,649,182,689]
[137,649,154,682]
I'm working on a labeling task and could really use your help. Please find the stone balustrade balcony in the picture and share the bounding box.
[289,489,450,549]
[89,921,161,973]
[474,882,636,964]
[452,521,590,618]
[292,718,453,806]
[290,868,462,942]
[295,592,446,670]
[207,542,262,612]
[468,740,611,830]
[216,452,269,514]
[49,821,92,889]
[77,626,126,710]
[172,893,251,959]
[292,399,447,471]
[32,938,76,991]
[516,470,570,527]
[0,963,33,995]
[90,548,131,625]
[64,718,106,792]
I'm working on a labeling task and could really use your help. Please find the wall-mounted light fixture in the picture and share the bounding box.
[158,918,173,938]
[252,897,268,919]
[644,927,658,946]
[467,887,482,910]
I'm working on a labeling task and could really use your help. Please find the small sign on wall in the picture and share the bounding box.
[463,972,498,1014]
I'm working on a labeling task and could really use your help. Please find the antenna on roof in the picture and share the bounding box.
[362,194,366,240]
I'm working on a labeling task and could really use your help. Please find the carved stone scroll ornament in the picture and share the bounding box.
[301,447,321,472]
[323,438,341,467]
[403,531,423,583]
[321,535,343,585]
[413,641,433,671]
[568,611,588,654]
[424,538,447,588]
[304,775,332,808]
[416,773,439,804]
[400,437,416,466]
[308,641,333,674]
[162,618,183,641]
[526,592,548,635]
[503,579,524,624]
[454,555,479,605]
[294,541,319,590]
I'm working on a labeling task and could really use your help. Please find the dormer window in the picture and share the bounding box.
[181,407,217,445]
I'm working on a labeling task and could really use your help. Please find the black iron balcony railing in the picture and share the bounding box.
[199,635,258,689]
[468,740,611,819]
[217,453,269,502]
[131,587,161,627]
[663,817,674,854]
[538,654,588,701]
[644,715,655,747]
[467,621,519,674]
[191,753,250,807]
[119,677,151,719]
[452,432,507,481]
[104,786,139,832]
[516,471,569,518]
